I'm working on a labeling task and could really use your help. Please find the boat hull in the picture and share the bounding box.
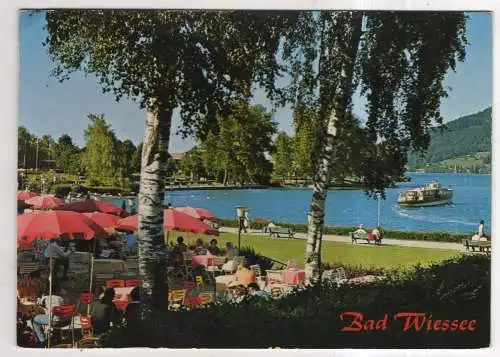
[398,199,452,207]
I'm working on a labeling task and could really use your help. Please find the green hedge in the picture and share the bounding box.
[101,254,490,348]
[216,218,471,243]
[86,186,130,195]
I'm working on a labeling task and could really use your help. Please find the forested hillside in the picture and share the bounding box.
[407,107,492,173]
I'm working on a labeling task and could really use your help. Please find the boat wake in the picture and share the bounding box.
[391,205,477,227]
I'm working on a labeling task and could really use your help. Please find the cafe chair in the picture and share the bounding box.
[270,287,284,298]
[76,292,94,315]
[168,289,186,310]
[50,304,76,346]
[198,292,215,307]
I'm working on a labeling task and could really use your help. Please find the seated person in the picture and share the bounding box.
[122,233,138,255]
[371,226,382,242]
[233,264,257,287]
[267,222,277,229]
[193,238,207,255]
[175,236,188,253]
[17,269,46,301]
[473,220,489,241]
[32,283,65,346]
[208,239,220,255]
[224,242,239,258]
[247,282,271,300]
[90,287,121,335]
[123,287,141,329]
[168,245,185,266]
[33,239,49,265]
[354,224,367,236]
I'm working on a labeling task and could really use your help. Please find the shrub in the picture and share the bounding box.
[215,219,470,243]
[101,254,490,349]
[322,261,391,278]
[86,186,127,195]
[239,246,274,271]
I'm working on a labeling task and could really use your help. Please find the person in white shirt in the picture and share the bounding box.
[354,224,367,236]
[472,220,487,241]
[44,239,71,280]
[478,220,485,237]
[32,284,65,346]
[371,226,381,243]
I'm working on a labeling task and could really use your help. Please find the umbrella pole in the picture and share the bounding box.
[88,238,96,315]
[47,253,53,348]
[166,230,170,245]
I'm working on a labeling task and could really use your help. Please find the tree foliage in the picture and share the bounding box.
[407,107,491,171]
[201,102,277,185]
[54,134,82,174]
[83,114,119,183]
[280,11,467,196]
[179,146,205,181]
[44,10,298,137]
[272,132,294,180]
[18,126,56,171]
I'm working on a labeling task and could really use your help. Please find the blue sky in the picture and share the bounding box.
[18,11,492,152]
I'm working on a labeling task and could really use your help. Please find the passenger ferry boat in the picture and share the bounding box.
[397,181,453,207]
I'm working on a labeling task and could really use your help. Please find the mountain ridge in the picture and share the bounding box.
[407,107,491,173]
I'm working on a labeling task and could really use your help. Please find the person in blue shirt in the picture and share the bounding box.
[122,233,138,256]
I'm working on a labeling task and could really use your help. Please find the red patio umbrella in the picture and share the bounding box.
[17,210,108,347]
[57,199,125,216]
[174,206,218,220]
[83,212,120,230]
[17,191,38,201]
[18,210,109,244]
[116,208,219,236]
[25,195,64,210]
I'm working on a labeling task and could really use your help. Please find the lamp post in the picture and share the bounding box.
[377,193,381,227]
[236,206,247,251]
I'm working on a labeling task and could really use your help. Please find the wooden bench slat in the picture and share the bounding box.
[268,227,295,239]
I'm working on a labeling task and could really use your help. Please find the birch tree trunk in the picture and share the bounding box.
[305,12,363,283]
[138,97,172,309]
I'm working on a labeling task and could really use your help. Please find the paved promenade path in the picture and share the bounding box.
[220,227,464,251]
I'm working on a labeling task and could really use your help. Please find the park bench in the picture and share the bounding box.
[350,232,382,245]
[269,227,295,239]
[462,239,491,253]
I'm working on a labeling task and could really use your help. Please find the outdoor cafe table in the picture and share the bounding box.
[93,259,127,274]
[192,255,214,267]
[281,269,306,286]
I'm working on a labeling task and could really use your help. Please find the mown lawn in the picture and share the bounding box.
[169,232,460,269]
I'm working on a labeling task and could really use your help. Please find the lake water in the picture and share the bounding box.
[111,173,491,234]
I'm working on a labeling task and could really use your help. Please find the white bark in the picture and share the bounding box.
[305,12,363,283]
[138,99,172,306]
[305,113,338,282]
